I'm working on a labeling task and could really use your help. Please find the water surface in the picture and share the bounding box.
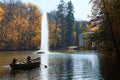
[0,51,120,80]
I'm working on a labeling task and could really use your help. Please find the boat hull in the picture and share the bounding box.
[10,61,40,70]
[37,52,45,54]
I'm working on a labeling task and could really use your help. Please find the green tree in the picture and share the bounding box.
[55,0,67,49]
[66,1,74,46]
[48,0,76,50]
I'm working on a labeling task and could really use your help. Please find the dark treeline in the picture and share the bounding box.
[48,0,89,50]
[89,0,120,53]
[0,0,42,50]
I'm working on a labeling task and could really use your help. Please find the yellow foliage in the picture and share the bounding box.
[0,7,4,21]
[0,2,42,50]
[0,7,4,14]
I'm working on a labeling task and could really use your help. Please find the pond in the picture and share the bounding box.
[0,50,120,80]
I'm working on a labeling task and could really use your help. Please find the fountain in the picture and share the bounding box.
[36,13,49,80]
[37,13,49,53]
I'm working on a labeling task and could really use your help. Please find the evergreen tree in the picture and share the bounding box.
[48,0,76,50]
[56,0,67,49]
[66,1,74,46]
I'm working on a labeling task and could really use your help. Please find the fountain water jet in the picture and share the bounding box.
[36,12,48,80]
[37,12,49,53]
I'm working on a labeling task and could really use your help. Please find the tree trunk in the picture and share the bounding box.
[103,0,120,60]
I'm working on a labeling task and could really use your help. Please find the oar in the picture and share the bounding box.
[31,57,47,68]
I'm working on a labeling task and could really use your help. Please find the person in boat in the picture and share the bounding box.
[27,55,31,63]
[12,58,17,64]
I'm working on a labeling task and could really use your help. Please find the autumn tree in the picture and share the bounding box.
[0,7,4,21]
[0,1,42,50]
[90,0,120,53]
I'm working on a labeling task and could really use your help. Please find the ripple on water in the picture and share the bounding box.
[0,51,105,80]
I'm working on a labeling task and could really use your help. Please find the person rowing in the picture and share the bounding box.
[27,55,31,63]
[12,58,17,64]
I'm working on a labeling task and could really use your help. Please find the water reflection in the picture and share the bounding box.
[41,53,48,80]
[47,52,102,80]
[72,54,101,80]
[9,68,41,80]
[0,51,104,80]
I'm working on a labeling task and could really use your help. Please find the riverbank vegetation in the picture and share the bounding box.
[48,0,90,50]
[48,0,75,50]
[89,0,120,53]
[48,0,120,52]
[0,0,119,52]
[0,1,41,50]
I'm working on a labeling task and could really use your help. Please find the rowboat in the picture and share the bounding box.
[37,51,45,54]
[10,58,40,70]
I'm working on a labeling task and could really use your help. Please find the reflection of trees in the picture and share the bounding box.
[72,54,102,80]
[48,53,102,80]
[48,54,73,80]
[99,53,120,80]
[6,69,41,80]
[61,55,73,80]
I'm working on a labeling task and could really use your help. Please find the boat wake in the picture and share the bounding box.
[2,65,11,70]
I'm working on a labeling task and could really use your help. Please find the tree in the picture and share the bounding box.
[48,0,76,50]
[0,7,4,21]
[55,0,67,49]
[0,1,42,50]
[66,1,74,46]
[90,0,120,56]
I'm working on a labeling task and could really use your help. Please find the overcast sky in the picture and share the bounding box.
[22,0,92,21]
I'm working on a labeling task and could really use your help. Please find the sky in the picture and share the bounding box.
[22,0,92,21]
